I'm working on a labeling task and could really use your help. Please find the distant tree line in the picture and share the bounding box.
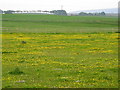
[0,10,16,14]
[0,9,67,16]
[79,12,106,16]
[1,9,105,16]
[3,10,15,14]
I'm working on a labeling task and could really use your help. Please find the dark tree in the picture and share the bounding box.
[79,12,88,16]
[100,12,106,16]
[50,10,67,16]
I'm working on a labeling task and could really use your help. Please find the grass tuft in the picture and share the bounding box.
[9,67,24,75]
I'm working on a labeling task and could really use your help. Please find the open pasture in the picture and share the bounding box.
[2,14,118,88]
[2,14,118,33]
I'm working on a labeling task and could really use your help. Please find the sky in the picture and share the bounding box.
[0,0,119,12]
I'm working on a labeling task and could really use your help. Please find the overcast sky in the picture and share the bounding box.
[0,0,119,12]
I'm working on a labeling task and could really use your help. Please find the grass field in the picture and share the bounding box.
[3,14,118,33]
[2,14,118,88]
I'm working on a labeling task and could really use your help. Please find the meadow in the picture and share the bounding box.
[2,14,118,88]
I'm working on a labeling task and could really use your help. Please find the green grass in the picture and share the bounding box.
[2,14,118,33]
[2,14,118,88]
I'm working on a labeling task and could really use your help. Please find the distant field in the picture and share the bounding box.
[2,14,118,88]
[2,14,118,33]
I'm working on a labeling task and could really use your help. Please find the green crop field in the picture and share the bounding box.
[2,14,118,88]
